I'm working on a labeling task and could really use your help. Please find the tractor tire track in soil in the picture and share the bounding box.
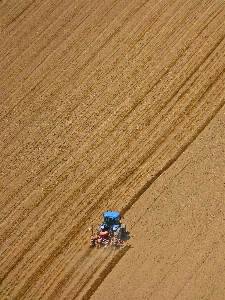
[91,104,225,300]
[1,0,224,299]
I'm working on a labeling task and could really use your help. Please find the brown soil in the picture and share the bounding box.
[0,0,224,299]
[90,105,225,300]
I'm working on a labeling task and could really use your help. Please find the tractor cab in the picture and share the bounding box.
[97,211,125,238]
[103,211,121,232]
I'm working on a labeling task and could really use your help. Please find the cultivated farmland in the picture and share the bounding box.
[0,1,224,299]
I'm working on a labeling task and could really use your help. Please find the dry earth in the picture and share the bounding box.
[91,105,225,300]
[0,0,225,299]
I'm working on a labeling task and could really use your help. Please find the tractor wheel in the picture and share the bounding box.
[118,229,122,240]
[121,224,126,237]
[115,228,120,239]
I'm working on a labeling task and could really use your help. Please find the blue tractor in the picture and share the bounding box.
[97,211,126,239]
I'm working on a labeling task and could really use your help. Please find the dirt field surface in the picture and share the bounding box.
[0,0,224,299]
[91,106,225,300]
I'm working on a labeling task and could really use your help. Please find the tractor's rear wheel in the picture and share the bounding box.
[121,224,126,238]
[118,228,122,239]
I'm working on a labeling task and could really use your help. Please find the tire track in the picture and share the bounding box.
[0,1,222,211]
[1,0,225,299]
[80,246,129,300]
[1,63,223,298]
[0,0,221,169]
[1,24,223,284]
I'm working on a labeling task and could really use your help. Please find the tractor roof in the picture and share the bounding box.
[104,211,120,219]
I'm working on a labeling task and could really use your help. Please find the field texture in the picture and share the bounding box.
[0,0,225,299]
[91,105,225,300]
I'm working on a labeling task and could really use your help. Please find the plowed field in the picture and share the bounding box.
[91,105,225,300]
[0,0,224,299]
